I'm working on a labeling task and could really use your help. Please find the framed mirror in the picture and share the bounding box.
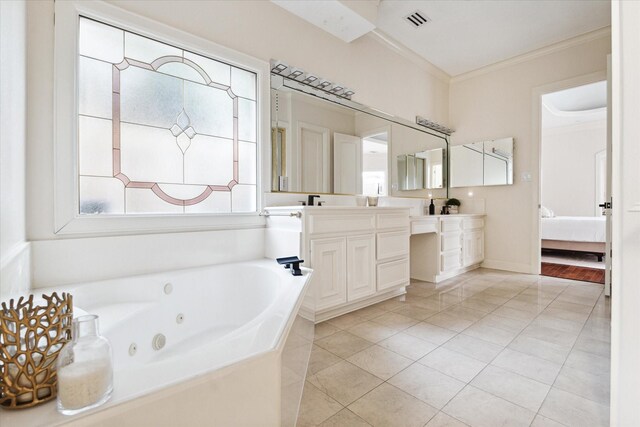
[450,137,514,187]
[271,74,448,198]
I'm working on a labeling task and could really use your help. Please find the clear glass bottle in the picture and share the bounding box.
[56,315,113,415]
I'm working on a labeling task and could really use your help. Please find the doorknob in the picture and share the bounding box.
[599,202,612,209]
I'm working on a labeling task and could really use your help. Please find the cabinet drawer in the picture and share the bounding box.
[411,219,438,235]
[441,232,462,251]
[308,214,375,235]
[441,251,463,272]
[377,258,410,291]
[377,213,409,230]
[440,218,462,232]
[377,231,410,260]
[463,218,484,230]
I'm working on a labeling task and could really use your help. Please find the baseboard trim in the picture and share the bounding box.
[434,264,481,283]
[309,286,407,324]
[481,259,534,274]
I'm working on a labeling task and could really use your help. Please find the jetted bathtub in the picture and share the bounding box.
[0,259,313,427]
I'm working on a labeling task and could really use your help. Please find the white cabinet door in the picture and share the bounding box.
[463,230,484,266]
[310,237,347,310]
[347,234,376,301]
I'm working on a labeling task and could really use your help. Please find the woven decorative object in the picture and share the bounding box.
[0,293,73,409]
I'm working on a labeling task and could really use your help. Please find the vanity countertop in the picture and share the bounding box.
[266,205,410,211]
[410,213,485,219]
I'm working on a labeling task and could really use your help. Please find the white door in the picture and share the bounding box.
[333,132,362,195]
[310,237,347,310]
[346,234,376,301]
[603,56,612,296]
[611,2,640,422]
[298,122,330,193]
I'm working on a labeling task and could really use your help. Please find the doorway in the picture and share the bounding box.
[361,131,389,196]
[538,80,609,285]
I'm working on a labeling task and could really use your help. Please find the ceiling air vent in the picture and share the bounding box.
[405,11,431,28]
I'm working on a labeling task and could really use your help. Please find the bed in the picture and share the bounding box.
[541,216,606,261]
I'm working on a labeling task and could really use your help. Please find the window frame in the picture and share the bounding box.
[53,1,269,235]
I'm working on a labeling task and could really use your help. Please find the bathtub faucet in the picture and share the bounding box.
[276,256,304,276]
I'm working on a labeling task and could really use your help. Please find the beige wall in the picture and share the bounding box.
[449,33,610,273]
[542,120,606,217]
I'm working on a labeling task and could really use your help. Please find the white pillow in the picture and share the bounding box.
[541,206,555,218]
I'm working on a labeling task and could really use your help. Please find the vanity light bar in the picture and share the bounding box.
[270,59,356,101]
[270,61,288,74]
[416,116,454,135]
[317,80,332,89]
[287,68,304,79]
[341,89,355,99]
[302,74,318,85]
[492,148,512,158]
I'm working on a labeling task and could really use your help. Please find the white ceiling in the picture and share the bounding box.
[272,0,375,42]
[376,1,611,76]
[271,0,610,76]
[542,81,607,129]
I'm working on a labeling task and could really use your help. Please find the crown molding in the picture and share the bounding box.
[451,26,612,84]
[366,29,451,83]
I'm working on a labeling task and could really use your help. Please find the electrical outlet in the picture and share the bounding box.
[521,172,532,182]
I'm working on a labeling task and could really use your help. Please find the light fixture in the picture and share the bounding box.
[302,74,318,85]
[416,116,454,135]
[316,79,332,90]
[270,59,356,102]
[270,61,288,74]
[340,89,355,99]
[492,148,512,158]
[287,68,304,79]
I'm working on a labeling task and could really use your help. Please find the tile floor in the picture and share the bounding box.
[296,268,611,427]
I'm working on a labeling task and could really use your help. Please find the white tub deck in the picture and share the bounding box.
[0,258,313,427]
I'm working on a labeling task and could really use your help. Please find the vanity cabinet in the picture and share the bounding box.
[410,214,485,283]
[310,237,347,310]
[463,217,485,267]
[305,209,410,321]
[440,217,463,273]
[346,234,376,301]
[265,206,410,322]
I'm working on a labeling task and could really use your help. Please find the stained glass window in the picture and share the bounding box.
[77,17,257,215]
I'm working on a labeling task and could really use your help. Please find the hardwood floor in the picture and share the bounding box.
[541,262,605,284]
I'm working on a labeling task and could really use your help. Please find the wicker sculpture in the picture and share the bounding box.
[0,293,73,409]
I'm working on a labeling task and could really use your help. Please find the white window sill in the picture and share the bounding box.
[54,214,265,237]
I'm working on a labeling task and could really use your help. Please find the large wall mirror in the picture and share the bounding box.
[450,137,514,187]
[397,148,445,191]
[271,75,448,198]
